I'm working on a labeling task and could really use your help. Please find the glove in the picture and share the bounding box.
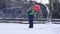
[34,13,37,17]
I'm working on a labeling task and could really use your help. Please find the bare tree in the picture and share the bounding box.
[49,0,54,19]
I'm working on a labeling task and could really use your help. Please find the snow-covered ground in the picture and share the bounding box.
[0,23,60,34]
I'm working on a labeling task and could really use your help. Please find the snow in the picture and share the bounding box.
[28,0,49,4]
[0,23,60,34]
[36,0,49,4]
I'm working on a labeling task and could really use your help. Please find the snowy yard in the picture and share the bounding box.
[0,23,60,34]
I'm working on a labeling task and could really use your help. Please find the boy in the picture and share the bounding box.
[28,9,36,28]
